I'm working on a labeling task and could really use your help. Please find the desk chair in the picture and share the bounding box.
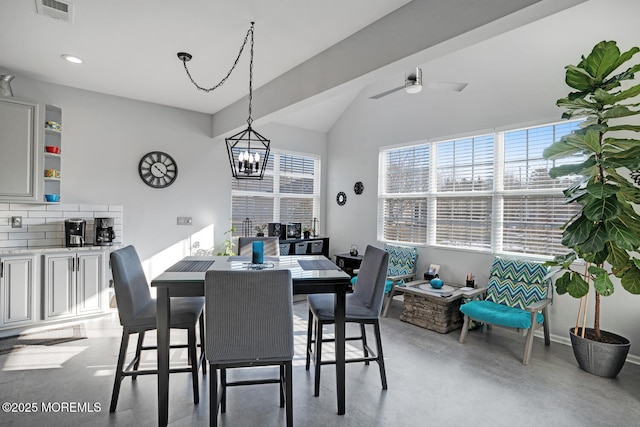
[237,236,280,256]
[306,245,389,396]
[205,269,294,427]
[109,245,205,413]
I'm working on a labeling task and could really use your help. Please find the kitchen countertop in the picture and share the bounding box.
[0,243,122,255]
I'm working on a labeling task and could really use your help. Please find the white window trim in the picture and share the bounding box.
[378,119,583,257]
[231,148,321,230]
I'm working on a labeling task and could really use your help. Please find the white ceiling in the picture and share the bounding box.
[0,0,411,113]
[3,0,635,134]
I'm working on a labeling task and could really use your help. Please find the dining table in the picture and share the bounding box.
[150,254,352,427]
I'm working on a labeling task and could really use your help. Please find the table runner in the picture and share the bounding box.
[165,260,215,272]
[298,259,342,271]
[226,256,279,262]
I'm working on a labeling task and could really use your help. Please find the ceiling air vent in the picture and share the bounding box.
[35,0,74,23]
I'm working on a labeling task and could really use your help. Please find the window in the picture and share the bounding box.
[379,145,429,244]
[231,149,320,233]
[435,135,494,250]
[499,122,583,255]
[378,120,583,257]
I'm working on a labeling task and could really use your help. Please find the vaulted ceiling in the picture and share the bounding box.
[0,0,609,134]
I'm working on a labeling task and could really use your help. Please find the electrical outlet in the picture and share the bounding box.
[177,216,192,226]
[11,216,22,228]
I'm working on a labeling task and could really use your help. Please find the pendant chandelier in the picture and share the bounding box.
[177,22,270,180]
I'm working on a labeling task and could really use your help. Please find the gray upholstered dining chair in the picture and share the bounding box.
[305,245,389,396]
[109,245,206,413]
[205,269,294,427]
[237,236,280,257]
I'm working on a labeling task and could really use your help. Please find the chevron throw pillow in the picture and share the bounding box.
[486,258,549,310]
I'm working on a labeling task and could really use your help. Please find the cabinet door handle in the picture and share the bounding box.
[0,260,3,278]
[71,257,75,272]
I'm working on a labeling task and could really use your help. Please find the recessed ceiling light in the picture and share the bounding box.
[61,54,83,64]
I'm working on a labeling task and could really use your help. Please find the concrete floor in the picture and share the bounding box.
[1,300,639,427]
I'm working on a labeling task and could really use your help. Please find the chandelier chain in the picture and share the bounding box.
[247,23,254,126]
[181,22,255,98]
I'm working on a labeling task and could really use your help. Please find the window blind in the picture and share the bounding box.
[502,195,580,255]
[280,197,315,226]
[501,121,583,255]
[435,196,492,249]
[232,196,274,230]
[378,119,583,256]
[383,145,430,194]
[503,122,582,191]
[231,149,320,234]
[380,145,430,242]
[436,135,494,192]
[380,198,428,244]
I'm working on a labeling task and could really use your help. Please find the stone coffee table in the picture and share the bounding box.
[398,280,483,334]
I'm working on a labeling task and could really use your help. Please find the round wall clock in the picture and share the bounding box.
[336,191,347,206]
[354,181,364,195]
[138,151,178,188]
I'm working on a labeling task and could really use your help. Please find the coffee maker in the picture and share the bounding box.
[65,218,86,247]
[94,217,116,246]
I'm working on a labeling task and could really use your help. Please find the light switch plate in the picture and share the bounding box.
[11,216,22,228]
[177,216,192,226]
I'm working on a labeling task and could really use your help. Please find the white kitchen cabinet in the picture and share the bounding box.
[76,252,103,314]
[0,97,42,202]
[0,255,35,327]
[43,251,103,320]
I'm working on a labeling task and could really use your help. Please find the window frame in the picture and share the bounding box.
[231,148,321,233]
[378,119,583,258]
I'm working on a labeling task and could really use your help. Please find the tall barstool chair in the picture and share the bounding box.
[109,245,205,412]
[305,245,389,396]
[205,269,294,427]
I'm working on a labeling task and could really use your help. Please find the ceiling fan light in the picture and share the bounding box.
[61,54,83,64]
[405,83,422,94]
[405,66,422,94]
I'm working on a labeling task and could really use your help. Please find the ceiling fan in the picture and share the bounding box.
[369,67,468,100]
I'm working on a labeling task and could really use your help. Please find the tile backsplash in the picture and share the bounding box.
[0,203,123,248]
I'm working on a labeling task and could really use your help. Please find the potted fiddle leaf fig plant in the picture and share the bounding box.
[543,40,640,377]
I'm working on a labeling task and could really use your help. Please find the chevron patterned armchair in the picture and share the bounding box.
[458,257,551,365]
[381,244,418,317]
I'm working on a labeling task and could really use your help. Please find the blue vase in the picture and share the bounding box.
[430,278,444,289]
[252,241,264,264]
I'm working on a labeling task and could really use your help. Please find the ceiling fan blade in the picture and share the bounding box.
[424,81,468,92]
[369,85,405,99]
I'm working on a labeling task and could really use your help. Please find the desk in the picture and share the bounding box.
[151,255,351,427]
[398,280,484,334]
